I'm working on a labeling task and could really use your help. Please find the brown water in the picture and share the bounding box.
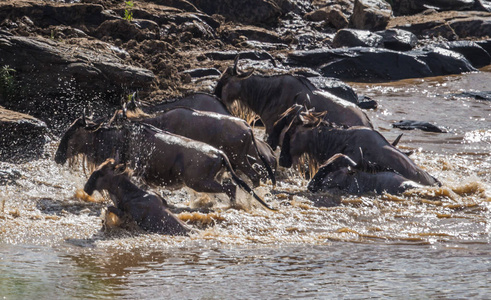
[1,67,490,299]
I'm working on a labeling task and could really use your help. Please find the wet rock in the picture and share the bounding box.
[476,39,491,56]
[307,76,359,104]
[204,50,276,63]
[332,29,383,48]
[357,95,378,109]
[188,0,282,25]
[182,68,221,78]
[450,91,491,101]
[376,28,418,51]
[0,106,48,162]
[389,11,491,40]
[392,120,447,133]
[274,0,314,15]
[349,0,392,31]
[305,7,330,22]
[0,33,155,97]
[287,46,477,81]
[391,0,476,16]
[227,26,286,44]
[435,41,491,68]
[475,0,491,12]
[241,40,289,51]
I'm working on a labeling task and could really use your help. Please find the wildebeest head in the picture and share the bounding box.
[84,159,126,195]
[54,115,103,165]
[214,56,254,105]
[278,107,327,168]
[307,154,357,192]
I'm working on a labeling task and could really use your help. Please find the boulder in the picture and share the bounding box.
[287,46,477,81]
[391,0,476,16]
[332,29,383,48]
[306,76,359,104]
[188,0,282,25]
[435,41,491,68]
[0,32,155,127]
[0,106,48,162]
[349,0,392,31]
[392,120,447,133]
[376,28,418,51]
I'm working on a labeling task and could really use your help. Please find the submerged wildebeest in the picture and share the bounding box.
[55,116,273,210]
[278,112,440,187]
[84,159,190,235]
[131,107,276,187]
[307,153,422,195]
[214,57,373,149]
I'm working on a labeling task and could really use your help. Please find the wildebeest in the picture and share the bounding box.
[278,113,440,187]
[136,92,232,116]
[214,57,373,149]
[55,116,273,210]
[131,107,276,187]
[307,153,422,195]
[84,159,190,235]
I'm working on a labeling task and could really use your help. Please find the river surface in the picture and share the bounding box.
[1,67,490,299]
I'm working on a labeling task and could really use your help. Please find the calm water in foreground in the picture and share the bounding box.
[1,67,490,299]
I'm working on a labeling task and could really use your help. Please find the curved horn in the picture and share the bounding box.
[233,54,240,75]
[233,54,254,77]
[82,109,87,126]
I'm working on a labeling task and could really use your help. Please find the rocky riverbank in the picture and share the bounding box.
[0,0,490,161]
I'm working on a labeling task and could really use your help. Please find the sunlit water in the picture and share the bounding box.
[1,67,490,298]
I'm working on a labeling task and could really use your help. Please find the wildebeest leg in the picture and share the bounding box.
[238,163,261,187]
[186,178,237,206]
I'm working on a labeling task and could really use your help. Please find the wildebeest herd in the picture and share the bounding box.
[55,58,441,235]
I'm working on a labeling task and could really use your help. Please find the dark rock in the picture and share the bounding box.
[229,26,286,44]
[435,41,491,68]
[357,96,378,109]
[392,0,475,16]
[183,68,221,78]
[274,0,314,15]
[0,33,155,127]
[0,33,155,97]
[415,47,477,75]
[376,28,418,51]
[0,106,48,162]
[474,0,491,12]
[326,7,350,29]
[0,2,113,29]
[287,46,477,81]
[332,29,383,48]
[392,120,447,133]
[204,50,276,62]
[350,0,392,31]
[94,19,157,42]
[307,76,359,104]
[476,39,491,56]
[147,0,200,12]
[0,168,21,185]
[304,7,330,22]
[188,0,282,25]
[450,91,491,101]
[449,16,491,40]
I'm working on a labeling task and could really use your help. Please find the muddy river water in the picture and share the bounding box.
[1,67,490,298]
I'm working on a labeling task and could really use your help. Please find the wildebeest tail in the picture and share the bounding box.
[220,152,275,211]
[250,131,276,187]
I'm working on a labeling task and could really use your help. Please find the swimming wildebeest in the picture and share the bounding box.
[131,107,276,187]
[84,159,190,235]
[125,93,277,182]
[135,92,232,116]
[214,57,373,149]
[307,153,422,195]
[55,116,274,210]
[278,111,440,187]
